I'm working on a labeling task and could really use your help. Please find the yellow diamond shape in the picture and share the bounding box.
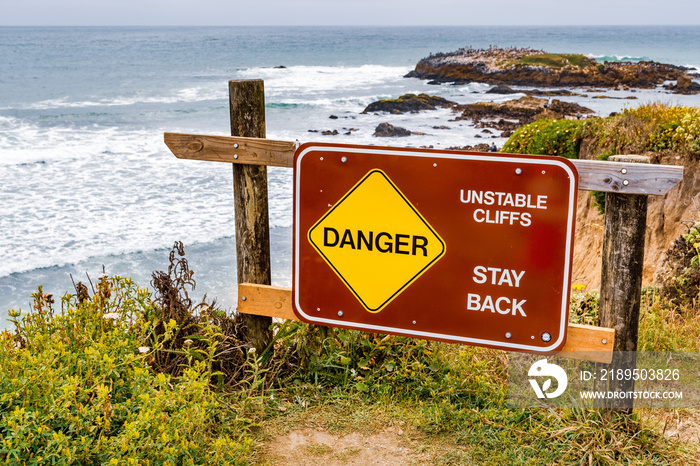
[308,169,446,312]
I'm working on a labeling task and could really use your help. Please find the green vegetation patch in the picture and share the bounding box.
[502,118,584,158]
[579,103,700,156]
[508,53,597,70]
[0,278,254,465]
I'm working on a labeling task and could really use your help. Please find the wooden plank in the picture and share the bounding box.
[573,158,683,196]
[229,79,273,352]
[237,283,614,363]
[164,133,683,195]
[238,283,296,320]
[164,132,295,167]
[563,323,615,364]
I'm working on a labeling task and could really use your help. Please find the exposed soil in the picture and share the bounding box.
[262,427,433,465]
[256,404,470,465]
[258,409,700,465]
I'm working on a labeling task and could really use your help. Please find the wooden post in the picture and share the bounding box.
[594,155,650,414]
[229,79,272,352]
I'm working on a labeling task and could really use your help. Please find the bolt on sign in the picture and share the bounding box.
[293,143,578,353]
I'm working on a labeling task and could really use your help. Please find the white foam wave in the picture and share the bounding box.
[0,130,230,277]
[237,65,411,95]
[4,86,226,111]
[0,108,505,279]
[15,60,687,280]
[0,120,299,278]
[587,53,653,63]
[0,119,136,165]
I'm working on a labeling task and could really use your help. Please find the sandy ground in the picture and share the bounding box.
[258,411,700,465]
[262,426,442,465]
[659,411,700,445]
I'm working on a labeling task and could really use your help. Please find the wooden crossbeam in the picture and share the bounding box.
[165,132,296,167]
[574,159,683,196]
[164,132,684,195]
[237,283,615,364]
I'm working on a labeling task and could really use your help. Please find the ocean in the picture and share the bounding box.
[2,26,700,324]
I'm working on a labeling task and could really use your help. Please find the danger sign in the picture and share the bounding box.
[293,143,578,353]
[308,169,445,313]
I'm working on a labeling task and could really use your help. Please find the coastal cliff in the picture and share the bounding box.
[406,47,690,88]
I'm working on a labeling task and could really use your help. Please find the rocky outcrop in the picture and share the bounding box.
[664,74,700,94]
[362,93,457,114]
[446,143,493,152]
[406,47,688,88]
[486,85,580,96]
[591,95,638,100]
[373,122,412,137]
[486,85,520,94]
[454,96,593,131]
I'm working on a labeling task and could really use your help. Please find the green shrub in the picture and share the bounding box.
[509,53,596,70]
[579,103,700,156]
[274,320,506,408]
[502,118,583,159]
[569,285,599,326]
[692,137,700,155]
[2,244,698,465]
[638,286,700,352]
[506,104,700,160]
[0,277,254,465]
[658,222,700,312]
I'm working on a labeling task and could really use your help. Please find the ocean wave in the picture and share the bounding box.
[588,54,651,63]
[236,65,411,95]
[0,152,225,278]
[271,96,371,109]
[4,86,226,111]
[0,120,157,166]
[0,125,295,278]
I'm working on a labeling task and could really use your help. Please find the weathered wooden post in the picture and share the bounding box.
[594,154,650,414]
[229,79,272,352]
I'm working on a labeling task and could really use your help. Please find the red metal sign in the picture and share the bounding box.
[293,143,578,353]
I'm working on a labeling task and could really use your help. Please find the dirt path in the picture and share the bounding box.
[262,427,432,465]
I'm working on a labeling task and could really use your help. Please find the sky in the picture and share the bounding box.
[2,0,700,26]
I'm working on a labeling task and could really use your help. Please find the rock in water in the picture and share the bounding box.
[406,47,688,88]
[486,85,518,94]
[362,93,457,114]
[456,95,593,129]
[373,122,412,137]
[665,74,700,94]
[487,85,581,96]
